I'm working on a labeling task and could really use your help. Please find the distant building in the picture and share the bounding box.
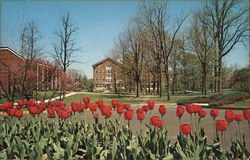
[0,47,62,95]
[92,57,122,92]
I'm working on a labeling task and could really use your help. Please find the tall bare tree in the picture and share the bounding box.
[53,13,79,99]
[53,13,78,72]
[20,21,42,59]
[169,39,183,94]
[202,0,249,93]
[124,19,146,97]
[19,21,43,100]
[189,12,214,95]
[139,1,188,100]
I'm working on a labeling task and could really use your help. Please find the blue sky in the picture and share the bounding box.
[1,0,249,78]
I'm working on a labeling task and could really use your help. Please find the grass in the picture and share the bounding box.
[177,91,250,109]
[0,91,60,104]
[36,91,61,101]
[62,92,199,105]
[225,98,250,109]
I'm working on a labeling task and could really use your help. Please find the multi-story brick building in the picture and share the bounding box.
[92,57,122,92]
[0,47,62,96]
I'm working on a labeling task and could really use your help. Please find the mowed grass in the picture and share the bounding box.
[63,92,197,105]
[0,91,60,104]
[226,98,250,108]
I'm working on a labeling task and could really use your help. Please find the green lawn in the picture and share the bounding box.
[226,99,250,109]
[36,91,61,101]
[0,91,60,104]
[63,92,198,105]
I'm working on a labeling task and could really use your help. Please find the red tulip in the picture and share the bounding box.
[123,104,131,110]
[180,124,191,135]
[78,104,85,113]
[186,104,195,114]
[243,109,250,120]
[148,100,155,110]
[107,105,113,110]
[158,105,166,116]
[71,102,79,112]
[210,109,219,118]
[16,105,22,110]
[142,105,149,112]
[14,110,23,118]
[116,104,123,114]
[216,120,227,132]
[225,110,235,122]
[111,99,119,106]
[17,101,25,106]
[198,109,207,118]
[156,120,164,128]
[47,107,56,118]
[6,108,16,116]
[50,101,56,106]
[235,114,243,122]
[47,107,55,115]
[124,110,133,120]
[96,100,104,106]
[93,113,98,119]
[137,108,144,114]
[28,106,38,115]
[137,112,145,121]
[150,116,159,126]
[38,102,46,109]
[58,110,70,119]
[27,100,36,106]
[0,105,5,111]
[89,103,98,112]
[83,97,91,104]
[4,102,13,109]
[176,106,185,118]
[193,104,202,113]
[101,106,111,118]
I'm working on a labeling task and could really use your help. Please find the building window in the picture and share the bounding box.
[103,70,105,73]
[95,84,98,88]
[99,70,102,73]
[96,70,98,73]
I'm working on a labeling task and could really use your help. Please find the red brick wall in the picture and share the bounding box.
[0,48,63,94]
[93,58,122,92]
[0,48,24,73]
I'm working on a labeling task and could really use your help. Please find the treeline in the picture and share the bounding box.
[110,0,249,98]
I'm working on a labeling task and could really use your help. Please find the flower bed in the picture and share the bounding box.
[0,99,250,159]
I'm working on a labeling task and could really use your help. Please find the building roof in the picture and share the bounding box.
[0,47,25,60]
[92,57,121,68]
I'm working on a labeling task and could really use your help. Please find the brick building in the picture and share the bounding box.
[0,47,62,95]
[92,58,122,92]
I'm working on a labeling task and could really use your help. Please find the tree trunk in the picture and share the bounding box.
[148,74,150,94]
[165,62,170,101]
[217,57,222,94]
[192,81,195,91]
[136,78,139,97]
[156,79,159,95]
[159,65,162,97]
[153,77,155,94]
[214,62,218,92]
[201,64,207,95]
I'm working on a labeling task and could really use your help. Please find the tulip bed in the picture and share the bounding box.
[0,99,250,159]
